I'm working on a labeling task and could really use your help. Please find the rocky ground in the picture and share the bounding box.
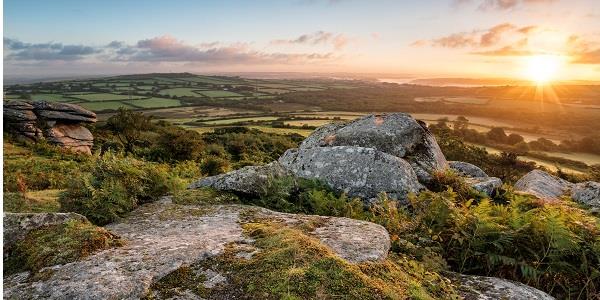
[4,197,390,299]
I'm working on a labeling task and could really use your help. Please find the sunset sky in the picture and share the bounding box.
[4,0,600,80]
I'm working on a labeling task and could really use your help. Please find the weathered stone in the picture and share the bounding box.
[450,273,555,300]
[465,177,502,196]
[3,198,390,299]
[279,146,423,200]
[3,212,88,252]
[32,101,97,123]
[571,181,600,210]
[299,113,448,183]
[449,161,488,178]
[188,162,291,195]
[514,170,573,201]
[3,107,38,122]
[4,100,96,154]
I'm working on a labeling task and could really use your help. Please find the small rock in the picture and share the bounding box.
[465,177,502,196]
[571,181,600,210]
[449,161,488,178]
[514,170,573,201]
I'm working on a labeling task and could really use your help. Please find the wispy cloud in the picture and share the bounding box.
[4,38,99,61]
[452,0,557,11]
[271,31,349,50]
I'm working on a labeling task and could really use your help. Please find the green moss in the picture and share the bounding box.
[4,220,124,275]
[202,222,460,299]
[143,265,207,299]
[171,188,240,206]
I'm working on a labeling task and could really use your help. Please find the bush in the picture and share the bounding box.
[200,156,231,176]
[59,153,181,225]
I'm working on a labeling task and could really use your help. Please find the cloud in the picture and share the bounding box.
[471,45,533,56]
[271,31,349,50]
[4,37,99,60]
[567,35,600,64]
[453,0,557,11]
[432,33,477,48]
[479,23,515,47]
[4,35,338,67]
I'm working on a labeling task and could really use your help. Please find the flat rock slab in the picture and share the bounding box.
[4,199,390,299]
[450,273,555,300]
[514,170,573,201]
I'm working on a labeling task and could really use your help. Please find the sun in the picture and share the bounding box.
[525,54,563,84]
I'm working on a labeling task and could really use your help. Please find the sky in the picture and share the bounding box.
[3,0,600,80]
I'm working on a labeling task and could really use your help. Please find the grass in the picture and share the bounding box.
[284,119,333,127]
[196,221,460,299]
[79,101,134,111]
[200,116,280,125]
[71,93,147,101]
[31,93,76,102]
[171,188,240,206]
[158,88,203,97]
[4,219,124,275]
[198,90,244,98]
[175,76,238,85]
[4,189,62,213]
[124,98,182,109]
[258,88,291,94]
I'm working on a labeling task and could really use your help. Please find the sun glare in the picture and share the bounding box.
[525,55,563,84]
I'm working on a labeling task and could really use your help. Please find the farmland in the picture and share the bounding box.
[4,72,600,174]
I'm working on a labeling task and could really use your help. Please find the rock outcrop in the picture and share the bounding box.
[514,170,600,210]
[279,146,423,200]
[451,273,555,300]
[3,100,96,154]
[3,198,390,299]
[299,113,448,183]
[188,162,291,195]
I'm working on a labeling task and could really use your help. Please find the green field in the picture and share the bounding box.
[79,101,134,111]
[71,93,147,102]
[158,88,203,97]
[200,116,280,125]
[30,94,76,103]
[259,88,291,94]
[124,98,182,109]
[198,90,243,97]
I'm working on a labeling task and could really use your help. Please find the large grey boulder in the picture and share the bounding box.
[3,212,88,253]
[4,198,390,299]
[299,113,448,183]
[514,170,573,200]
[279,146,423,200]
[3,100,96,154]
[449,161,488,178]
[571,181,600,210]
[188,162,291,195]
[451,274,555,300]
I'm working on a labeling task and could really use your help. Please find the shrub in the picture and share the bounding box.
[59,153,180,225]
[146,127,204,162]
[200,156,231,176]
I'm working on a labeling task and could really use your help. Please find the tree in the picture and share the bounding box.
[486,127,507,144]
[506,133,525,145]
[453,116,469,131]
[106,108,153,154]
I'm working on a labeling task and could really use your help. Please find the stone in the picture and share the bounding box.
[188,162,291,195]
[3,198,390,299]
[3,100,97,154]
[32,101,97,123]
[514,170,573,201]
[3,212,89,252]
[465,177,502,196]
[450,273,555,300]
[449,161,488,178]
[571,181,600,210]
[299,113,448,183]
[45,124,94,155]
[279,146,424,200]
